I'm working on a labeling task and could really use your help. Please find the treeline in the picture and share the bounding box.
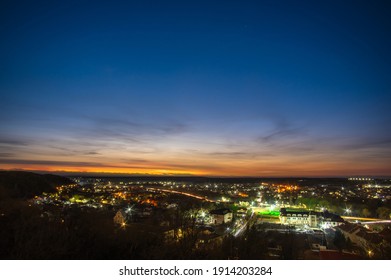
[295,197,391,219]
[0,204,304,259]
[0,171,72,199]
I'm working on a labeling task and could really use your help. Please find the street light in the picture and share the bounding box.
[126,205,133,214]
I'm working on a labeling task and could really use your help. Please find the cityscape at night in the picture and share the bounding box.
[0,172,391,259]
[1,0,391,261]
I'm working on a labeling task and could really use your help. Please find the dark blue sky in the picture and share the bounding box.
[1,0,390,176]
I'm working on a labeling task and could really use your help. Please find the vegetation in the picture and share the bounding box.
[295,196,391,219]
[0,171,72,199]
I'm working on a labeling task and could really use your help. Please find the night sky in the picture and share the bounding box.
[1,0,390,176]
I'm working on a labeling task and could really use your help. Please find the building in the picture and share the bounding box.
[336,222,390,258]
[320,211,344,228]
[209,208,233,225]
[279,208,313,226]
[113,209,128,226]
[196,226,223,248]
[279,208,344,228]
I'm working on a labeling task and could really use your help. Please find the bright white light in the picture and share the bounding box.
[126,206,133,214]
[320,223,329,229]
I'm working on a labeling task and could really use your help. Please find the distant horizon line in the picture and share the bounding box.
[1,169,389,179]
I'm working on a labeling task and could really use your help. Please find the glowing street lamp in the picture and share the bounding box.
[126,205,133,214]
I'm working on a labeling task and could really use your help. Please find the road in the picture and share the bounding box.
[232,211,257,237]
[146,187,216,202]
[342,216,391,224]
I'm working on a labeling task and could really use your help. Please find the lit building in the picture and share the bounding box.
[113,209,128,226]
[209,208,233,225]
[348,177,373,181]
[279,208,344,228]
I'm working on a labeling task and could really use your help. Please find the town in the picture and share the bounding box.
[31,176,391,259]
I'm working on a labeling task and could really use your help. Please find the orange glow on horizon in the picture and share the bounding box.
[1,162,389,177]
[1,164,206,176]
[1,149,390,178]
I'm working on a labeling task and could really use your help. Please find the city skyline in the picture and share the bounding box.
[1,1,390,177]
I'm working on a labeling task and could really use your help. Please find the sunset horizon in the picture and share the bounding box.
[1,1,390,179]
[1,167,389,178]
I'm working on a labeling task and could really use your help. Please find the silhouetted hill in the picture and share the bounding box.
[0,171,72,199]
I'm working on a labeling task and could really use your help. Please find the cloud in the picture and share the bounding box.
[0,159,108,167]
[256,116,307,143]
[338,137,391,150]
[0,159,175,172]
[0,152,14,157]
[84,151,100,155]
[0,138,29,146]
[0,158,208,173]
[205,151,254,159]
[258,126,306,143]
[120,158,151,164]
[86,115,188,138]
[45,145,101,156]
[159,122,188,134]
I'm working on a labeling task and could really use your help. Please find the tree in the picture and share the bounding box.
[362,208,371,218]
[333,229,347,251]
[377,207,391,219]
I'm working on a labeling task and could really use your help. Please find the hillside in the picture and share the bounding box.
[0,171,73,199]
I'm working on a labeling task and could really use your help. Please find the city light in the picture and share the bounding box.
[23,175,391,260]
[126,206,134,214]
